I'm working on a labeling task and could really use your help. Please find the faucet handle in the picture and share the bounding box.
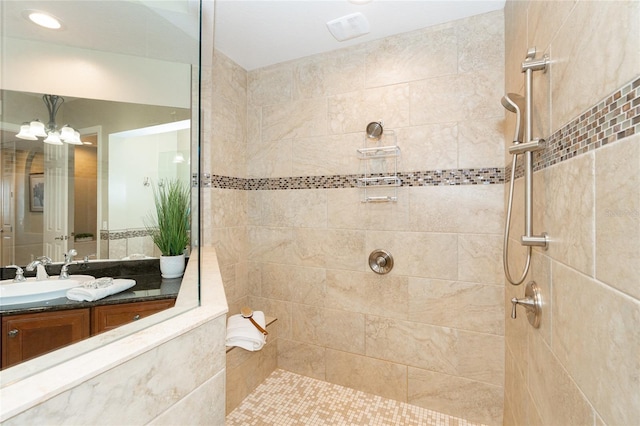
[510,297,519,319]
[6,265,26,283]
[64,249,78,263]
[36,256,52,265]
[509,281,542,328]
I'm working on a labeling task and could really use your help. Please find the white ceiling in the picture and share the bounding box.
[214,0,506,70]
[2,0,200,64]
[2,0,505,70]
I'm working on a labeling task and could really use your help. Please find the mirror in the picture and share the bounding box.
[0,0,201,379]
[1,91,191,264]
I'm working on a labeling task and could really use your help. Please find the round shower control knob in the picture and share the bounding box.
[369,249,393,274]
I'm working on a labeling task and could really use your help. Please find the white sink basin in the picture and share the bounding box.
[0,275,96,306]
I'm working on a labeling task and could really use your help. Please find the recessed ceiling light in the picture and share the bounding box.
[23,10,63,30]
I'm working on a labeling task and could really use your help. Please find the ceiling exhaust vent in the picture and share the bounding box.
[326,12,370,42]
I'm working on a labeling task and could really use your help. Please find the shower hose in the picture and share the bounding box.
[503,153,531,286]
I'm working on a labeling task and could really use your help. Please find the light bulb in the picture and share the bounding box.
[67,131,83,145]
[16,123,37,140]
[44,131,63,145]
[60,125,75,142]
[29,120,48,137]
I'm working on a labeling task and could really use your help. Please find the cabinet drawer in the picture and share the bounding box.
[1,309,90,369]
[91,299,175,335]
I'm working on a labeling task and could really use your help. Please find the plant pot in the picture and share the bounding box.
[160,253,185,279]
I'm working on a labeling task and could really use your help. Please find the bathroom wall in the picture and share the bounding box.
[503,1,640,425]
[4,38,192,108]
[202,49,250,317]
[206,10,507,425]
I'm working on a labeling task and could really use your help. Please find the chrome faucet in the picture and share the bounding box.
[5,265,26,283]
[60,249,78,279]
[25,256,52,281]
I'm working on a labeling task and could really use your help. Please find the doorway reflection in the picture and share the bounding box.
[73,135,98,260]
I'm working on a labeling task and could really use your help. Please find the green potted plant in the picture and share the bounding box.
[145,179,190,278]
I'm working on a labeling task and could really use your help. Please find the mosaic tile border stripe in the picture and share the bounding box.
[203,168,504,191]
[400,168,503,186]
[536,75,639,170]
[506,75,640,180]
[100,228,150,241]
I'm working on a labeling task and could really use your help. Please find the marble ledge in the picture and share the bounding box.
[0,246,228,422]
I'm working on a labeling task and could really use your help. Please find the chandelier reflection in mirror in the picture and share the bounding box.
[15,94,83,145]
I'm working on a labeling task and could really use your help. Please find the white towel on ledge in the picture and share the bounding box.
[66,279,136,302]
[226,311,267,351]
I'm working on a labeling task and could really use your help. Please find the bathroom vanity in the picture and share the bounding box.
[0,259,180,369]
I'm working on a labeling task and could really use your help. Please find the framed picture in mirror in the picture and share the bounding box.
[29,173,44,212]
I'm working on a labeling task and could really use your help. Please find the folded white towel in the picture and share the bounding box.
[226,311,267,351]
[66,279,136,302]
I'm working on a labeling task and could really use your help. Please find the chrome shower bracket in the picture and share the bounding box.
[522,232,549,248]
[522,47,549,73]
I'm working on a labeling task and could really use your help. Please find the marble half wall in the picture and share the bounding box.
[0,247,229,425]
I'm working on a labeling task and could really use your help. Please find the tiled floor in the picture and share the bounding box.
[226,369,486,426]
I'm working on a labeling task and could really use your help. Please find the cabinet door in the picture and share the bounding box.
[91,299,175,335]
[1,309,90,369]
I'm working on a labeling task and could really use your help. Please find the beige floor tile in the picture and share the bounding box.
[227,369,487,426]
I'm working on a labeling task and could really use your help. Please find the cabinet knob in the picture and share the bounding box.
[8,329,19,338]
[133,314,141,321]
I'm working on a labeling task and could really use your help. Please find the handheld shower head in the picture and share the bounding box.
[501,93,525,143]
[501,93,523,113]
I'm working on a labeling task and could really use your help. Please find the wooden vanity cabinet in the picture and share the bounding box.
[91,299,176,335]
[1,309,91,369]
[1,299,176,369]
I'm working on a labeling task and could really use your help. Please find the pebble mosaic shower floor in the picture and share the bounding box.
[226,369,486,426]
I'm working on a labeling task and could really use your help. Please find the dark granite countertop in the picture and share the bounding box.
[0,259,182,316]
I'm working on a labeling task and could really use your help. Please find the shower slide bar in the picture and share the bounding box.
[502,47,550,286]
[520,47,550,249]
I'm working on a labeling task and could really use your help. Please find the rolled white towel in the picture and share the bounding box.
[226,311,267,351]
[66,279,136,302]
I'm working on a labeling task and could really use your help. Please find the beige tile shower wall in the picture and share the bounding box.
[205,51,251,315]
[244,11,506,426]
[503,1,640,425]
[211,51,247,178]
